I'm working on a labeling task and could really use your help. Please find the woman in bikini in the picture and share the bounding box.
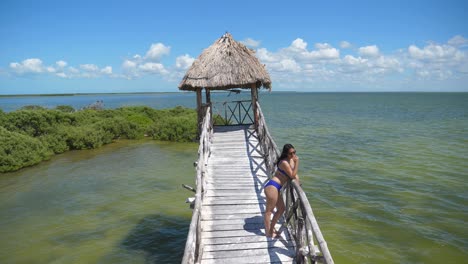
[264,144,300,238]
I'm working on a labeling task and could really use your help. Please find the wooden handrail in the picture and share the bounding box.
[255,102,334,264]
[182,106,212,264]
[212,100,254,125]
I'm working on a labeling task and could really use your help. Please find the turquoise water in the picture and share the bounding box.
[1,92,467,263]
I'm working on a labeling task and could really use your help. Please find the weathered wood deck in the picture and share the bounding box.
[200,125,296,263]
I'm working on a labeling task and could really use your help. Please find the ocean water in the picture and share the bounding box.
[0,92,467,263]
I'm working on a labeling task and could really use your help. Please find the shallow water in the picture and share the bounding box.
[0,140,198,264]
[1,92,467,263]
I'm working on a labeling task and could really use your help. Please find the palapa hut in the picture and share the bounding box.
[178,33,271,134]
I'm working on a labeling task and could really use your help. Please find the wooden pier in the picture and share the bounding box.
[178,33,333,263]
[182,104,333,264]
[201,124,296,263]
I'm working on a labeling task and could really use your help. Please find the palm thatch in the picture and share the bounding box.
[178,33,271,91]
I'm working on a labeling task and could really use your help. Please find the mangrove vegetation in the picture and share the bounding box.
[0,105,202,172]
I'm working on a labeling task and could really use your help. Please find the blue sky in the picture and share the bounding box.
[0,0,467,94]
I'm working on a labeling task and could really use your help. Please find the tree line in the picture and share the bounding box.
[0,105,202,172]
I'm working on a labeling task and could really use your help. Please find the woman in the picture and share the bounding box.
[264,144,300,238]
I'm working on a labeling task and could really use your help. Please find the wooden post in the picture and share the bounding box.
[251,84,259,129]
[196,88,202,137]
[205,88,212,125]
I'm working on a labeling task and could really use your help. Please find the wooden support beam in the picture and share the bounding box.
[196,88,202,136]
[205,88,212,125]
[251,84,259,130]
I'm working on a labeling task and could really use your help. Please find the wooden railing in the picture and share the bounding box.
[212,100,253,125]
[181,107,212,264]
[256,102,334,264]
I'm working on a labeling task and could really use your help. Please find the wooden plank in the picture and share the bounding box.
[204,199,265,205]
[202,222,265,232]
[200,254,294,264]
[201,232,288,245]
[201,229,264,238]
[205,186,263,191]
[201,213,263,221]
[201,217,264,226]
[204,240,294,252]
[203,208,264,215]
[206,183,257,187]
[204,194,262,198]
[205,189,263,195]
[201,246,296,260]
[204,192,264,198]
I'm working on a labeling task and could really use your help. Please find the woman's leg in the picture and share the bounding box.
[264,185,278,237]
[270,193,285,237]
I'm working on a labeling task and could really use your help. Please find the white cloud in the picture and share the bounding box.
[56,72,68,78]
[448,35,468,47]
[284,39,340,62]
[10,58,44,74]
[408,44,463,62]
[269,59,301,72]
[139,62,168,75]
[56,60,67,68]
[340,41,351,49]
[241,38,261,48]
[339,55,368,73]
[175,54,195,70]
[256,48,278,63]
[145,43,170,61]
[359,45,380,57]
[290,38,307,50]
[122,59,137,70]
[101,66,112,75]
[80,64,99,72]
[315,43,333,49]
[68,67,79,74]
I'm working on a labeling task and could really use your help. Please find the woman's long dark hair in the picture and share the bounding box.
[277,144,295,166]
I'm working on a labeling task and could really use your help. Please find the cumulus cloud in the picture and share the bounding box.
[139,62,168,75]
[101,66,112,75]
[10,58,44,74]
[145,43,171,61]
[120,42,173,79]
[241,38,261,48]
[175,54,195,70]
[80,64,99,72]
[340,41,351,49]
[407,41,466,80]
[254,35,468,87]
[359,45,380,57]
[408,44,463,62]
[448,35,468,47]
[283,39,340,62]
[56,60,67,68]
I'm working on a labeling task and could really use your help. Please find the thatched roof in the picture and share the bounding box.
[178,33,271,91]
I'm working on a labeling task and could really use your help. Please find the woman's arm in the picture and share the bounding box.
[279,156,300,183]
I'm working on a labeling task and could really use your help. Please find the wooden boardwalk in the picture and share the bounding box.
[199,125,296,263]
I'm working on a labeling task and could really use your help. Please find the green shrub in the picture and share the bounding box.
[0,127,51,172]
[64,126,108,150]
[20,105,46,111]
[95,117,143,140]
[151,115,197,142]
[55,105,75,113]
[0,109,74,137]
